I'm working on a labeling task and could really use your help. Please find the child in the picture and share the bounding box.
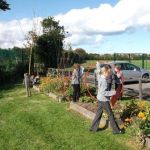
[71,64,80,102]
[23,73,31,97]
[90,65,123,134]
[114,65,124,100]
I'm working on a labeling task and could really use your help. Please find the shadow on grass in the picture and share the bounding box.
[0,81,22,99]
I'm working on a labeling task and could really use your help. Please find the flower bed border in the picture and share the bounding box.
[69,101,109,128]
[146,138,150,150]
[33,85,63,102]
[70,101,95,120]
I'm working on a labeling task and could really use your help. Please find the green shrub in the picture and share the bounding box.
[79,96,94,103]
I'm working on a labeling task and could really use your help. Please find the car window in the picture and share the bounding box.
[114,63,125,70]
[124,63,139,71]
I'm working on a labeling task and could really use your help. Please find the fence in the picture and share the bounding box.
[0,49,29,71]
[113,53,150,70]
[47,68,72,77]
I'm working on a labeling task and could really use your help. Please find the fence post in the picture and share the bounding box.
[128,54,131,63]
[139,78,142,100]
[113,53,116,62]
[142,54,145,69]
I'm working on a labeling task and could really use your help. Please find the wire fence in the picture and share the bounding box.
[0,49,29,70]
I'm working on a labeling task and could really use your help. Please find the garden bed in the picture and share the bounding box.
[77,102,98,113]
[33,85,64,102]
[70,102,109,128]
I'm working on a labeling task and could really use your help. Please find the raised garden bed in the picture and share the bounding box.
[33,85,64,102]
[69,101,108,128]
[77,102,98,113]
[146,138,150,150]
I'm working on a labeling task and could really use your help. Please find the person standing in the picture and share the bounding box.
[23,73,31,97]
[90,65,123,134]
[71,64,80,102]
[114,65,124,100]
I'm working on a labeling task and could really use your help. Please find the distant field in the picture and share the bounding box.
[131,60,150,70]
[81,60,150,70]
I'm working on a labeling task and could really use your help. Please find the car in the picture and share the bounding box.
[95,61,150,82]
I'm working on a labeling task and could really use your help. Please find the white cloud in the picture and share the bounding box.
[0,0,150,52]
[55,0,150,48]
[0,17,42,48]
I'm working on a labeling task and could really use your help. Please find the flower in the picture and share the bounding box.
[138,101,145,109]
[125,118,132,123]
[138,112,145,119]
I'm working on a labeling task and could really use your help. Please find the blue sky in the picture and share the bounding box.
[0,0,150,54]
[0,0,118,21]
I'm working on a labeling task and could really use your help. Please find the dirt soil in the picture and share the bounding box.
[77,102,122,113]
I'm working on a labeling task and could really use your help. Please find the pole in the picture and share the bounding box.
[113,53,116,62]
[128,54,131,63]
[139,78,142,100]
[142,54,144,69]
[29,46,32,75]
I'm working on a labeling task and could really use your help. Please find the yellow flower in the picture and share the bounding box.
[138,112,145,119]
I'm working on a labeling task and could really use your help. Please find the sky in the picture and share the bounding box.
[0,0,150,54]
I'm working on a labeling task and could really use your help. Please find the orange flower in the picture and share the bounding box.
[125,118,132,123]
[138,101,145,108]
[125,118,129,122]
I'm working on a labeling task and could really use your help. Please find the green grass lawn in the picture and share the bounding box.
[0,84,139,150]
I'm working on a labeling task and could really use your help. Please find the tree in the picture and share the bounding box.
[35,17,65,68]
[74,48,87,60]
[0,0,10,11]
[25,31,38,75]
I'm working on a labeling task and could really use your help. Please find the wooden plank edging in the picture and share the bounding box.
[146,138,150,150]
[70,101,95,120]
[33,85,61,102]
[69,102,108,128]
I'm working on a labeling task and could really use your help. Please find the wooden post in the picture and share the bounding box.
[142,54,145,69]
[128,54,131,63]
[139,78,142,100]
[113,53,116,62]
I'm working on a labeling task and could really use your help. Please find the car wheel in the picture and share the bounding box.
[142,74,149,79]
